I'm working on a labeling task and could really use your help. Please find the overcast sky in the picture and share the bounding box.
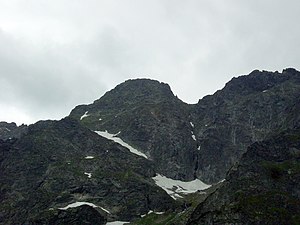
[0,0,299,125]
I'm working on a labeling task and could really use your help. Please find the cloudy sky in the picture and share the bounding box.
[0,0,299,125]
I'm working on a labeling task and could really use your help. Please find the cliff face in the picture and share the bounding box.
[191,68,300,182]
[188,126,300,224]
[70,69,300,183]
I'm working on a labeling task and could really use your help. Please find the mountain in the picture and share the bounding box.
[187,126,300,224]
[69,68,300,183]
[1,68,300,224]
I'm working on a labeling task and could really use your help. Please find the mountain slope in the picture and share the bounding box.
[0,118,174,224]
[187,126,300,224]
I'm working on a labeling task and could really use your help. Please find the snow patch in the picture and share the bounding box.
[84,172,92,178]
[99,118,102,121]
[100,206,111,214]
[106,222,130,225]
[85,156,94,159]
[141,210,165,217]
[152,174,211,200]
[192,135,197,141]
[59,202,91,209]
[95,130,148,159]
[197,145,201,151]
[262,90,268,93]
[59,202,111,214]
[218,179,226,184]
[80,111,89,120]
[190,122,194,128]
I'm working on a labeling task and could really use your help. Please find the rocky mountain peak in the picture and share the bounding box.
[92,78,176,109]
[219,68,300,99]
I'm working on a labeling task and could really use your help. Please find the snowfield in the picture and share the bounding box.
[152,174,211,199]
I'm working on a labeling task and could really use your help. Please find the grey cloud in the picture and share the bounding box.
[0,0,300,124]
[0,30,107,122]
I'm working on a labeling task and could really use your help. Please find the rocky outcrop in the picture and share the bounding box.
[0,118,174,224]
[187,126,300,224]
[0,121,27,140]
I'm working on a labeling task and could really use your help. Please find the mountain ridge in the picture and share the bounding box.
[1,68,300,224]
[69,68,300,183]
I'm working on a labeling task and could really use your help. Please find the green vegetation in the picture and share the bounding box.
[235,191,300,223]
[262,160,300,179]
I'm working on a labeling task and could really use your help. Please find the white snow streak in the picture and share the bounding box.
[84,172,92,178]
[190,122,194,128]
[59,202,96,210]
[80,111,89,120]
[192,134,197,141]
[99,206,111,214]
[95,130,148,159]
[85,156,94,159]
[106,222,130,225]
[147,210,164,215]
[59,201,111,214]
[152,174,211,200]
[141,210,165,217]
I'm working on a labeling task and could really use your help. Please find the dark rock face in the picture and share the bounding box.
[0,118,174,224]
[192,69,300,182]
[0,121,27,140]
[29,205,106,225]
[69,70,300,183]
[187,127,300,224]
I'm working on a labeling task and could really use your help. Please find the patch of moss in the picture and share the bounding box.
[235,191,300,223]
[262,160,300,179]
[131,212,177,225]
